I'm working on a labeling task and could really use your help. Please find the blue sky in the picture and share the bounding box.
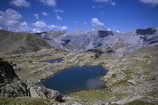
[0,0,158,32]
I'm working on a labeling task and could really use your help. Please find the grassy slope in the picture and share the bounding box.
[0,30,50,55]
[0,98,56,105]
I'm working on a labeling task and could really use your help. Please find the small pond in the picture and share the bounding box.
[42,65,107,94]
[47,58,64,63]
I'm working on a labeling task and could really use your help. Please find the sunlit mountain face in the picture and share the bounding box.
[0,0,158,33]
[36,28,158,54]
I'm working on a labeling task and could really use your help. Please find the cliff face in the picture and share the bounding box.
[0,59,18,85]
[0,58,29,97]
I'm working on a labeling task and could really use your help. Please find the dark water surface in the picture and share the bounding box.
[47,58,64,63]
[42,65,107,94]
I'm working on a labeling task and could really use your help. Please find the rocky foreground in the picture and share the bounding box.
[0,43,158,105]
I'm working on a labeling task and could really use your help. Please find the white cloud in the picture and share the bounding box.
[60,26,68,30]
[54,9,64,21]
[10,0,30,7]
[0,9,31,32]
[50,25,56,28]
[33,21,48,28]
[39,0,57,6]
[50,25,68,30]
[42,12,48,16]
[0,9,22,27]
[16,21,30,32]
[56,15,63,21]
[111,1,116,6]
[95,0,116,6]
[34,12,48,19]
[32,21,50,32]
[32,21,68,32]
[91,18,105,27]
[0,9,67,32]
[116,30,120,33]
[54,9,64,13]
[34,13,40,19]
[107,28,112,31]
[139,0,158,5]
[95,0,111,3]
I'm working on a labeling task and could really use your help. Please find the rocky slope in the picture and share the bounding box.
[0,30,51,55]
[38,28,158,54]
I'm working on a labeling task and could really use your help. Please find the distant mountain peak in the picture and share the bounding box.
[136,27,157,35]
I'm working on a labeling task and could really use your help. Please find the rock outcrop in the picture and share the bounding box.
[29,86,63,102]
[98,30,113,38]
[136,28,157,35]
[0,58,62,101]
[0,58,29,97]
[0,58,18,84]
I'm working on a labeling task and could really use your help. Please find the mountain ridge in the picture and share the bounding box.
[0,30,51,55]
[36,27,158,55]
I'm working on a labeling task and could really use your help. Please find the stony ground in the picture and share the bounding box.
[1,44,158,105]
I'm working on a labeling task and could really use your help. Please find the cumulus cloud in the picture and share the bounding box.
[56,15,63,21]
[107,28,112,31]
[32,21,51,32]
[33,21,48,28]
[34,12,48,20]
[34,13,40,19]
[139,0,158,5]
[54,9,64,21]
[0,9,22,25]
[42,12,48,16]
[50,25,68,31]
[60,26,68,30]
[10,0,30,7]
[0,9,30,32]
[111,1,116,6]
[54,9,64,13]
[32,21,68,32]
[91,18,105,27]
[0,9,67,32]
[95,0,116,5]
[39,0,57,6]
[95,0,111,3]
[16,21,30,32]
[116,30,121,33]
